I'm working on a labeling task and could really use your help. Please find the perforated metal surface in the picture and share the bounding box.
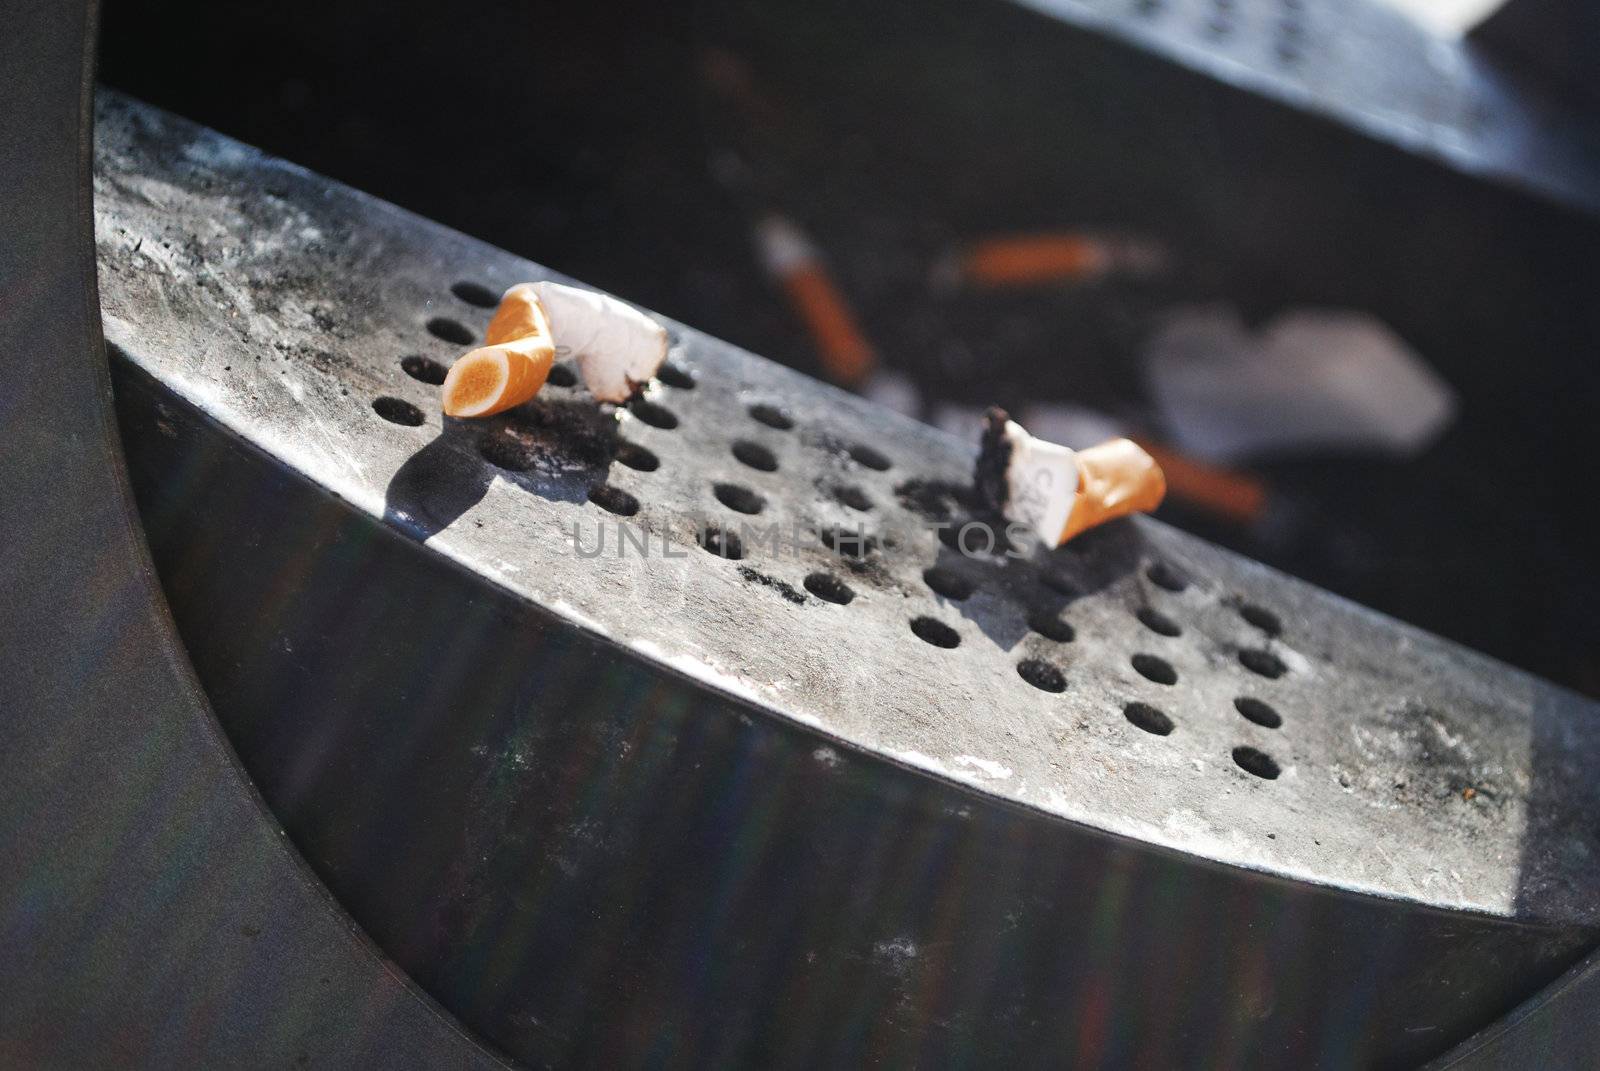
[94,90,1600,936]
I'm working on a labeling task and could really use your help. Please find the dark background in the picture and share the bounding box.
[99,0,1600,694]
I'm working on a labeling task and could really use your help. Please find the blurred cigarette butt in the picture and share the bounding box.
[956,233,1167,288]
[756,216,878,387]
[1137,441,1267,526]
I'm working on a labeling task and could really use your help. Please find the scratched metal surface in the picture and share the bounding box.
[93,90,1600,929]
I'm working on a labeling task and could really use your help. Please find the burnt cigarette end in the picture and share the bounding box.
[974,406,1014,513]
[969,410,1166,547]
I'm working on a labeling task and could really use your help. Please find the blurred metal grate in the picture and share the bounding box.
[1005,0,1600,215]
[96,91,1600,1068]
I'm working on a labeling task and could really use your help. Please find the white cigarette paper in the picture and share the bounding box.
[532,281,669,403]
[996,419,1080,545]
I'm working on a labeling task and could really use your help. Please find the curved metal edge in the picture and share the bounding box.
[114,357,1592,1070]
[1424,944,1600,1070]
[0,2,515,1066]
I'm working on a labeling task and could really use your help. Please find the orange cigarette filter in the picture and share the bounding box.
[964,235,1108,286]
[756,217,877,387]
[440,284,555,418]
[1059,438,1168,543]
[1137,442,1267,527]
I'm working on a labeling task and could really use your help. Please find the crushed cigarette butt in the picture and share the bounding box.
[975,407,1166,546]
[441,282,669,417]
[441,285,555,418]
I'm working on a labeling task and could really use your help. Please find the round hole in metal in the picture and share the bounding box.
[1240,649,1287,679]
[699,523,745,559]
[1017,658,1067,693]
[732,439,779,472]
[450,281,499,308]
[1239,602,1282,636]
[1132,653,1178,685]
[1233,746,1281,779]
[910,616,960,648]
[1136,607,1182,637]
[372,396,424,426]
[820,525,878,560]
[833,484,873,511]
[940,520,1011,558]
[804,572,855,605]
[749,403,794,430]
[629,399,679,430]
[426,317,475,345]
[401,355,447,385]
[1124,701,1174,736]
[588,483,639,517]
[614,440,659,472]
[848,443,892,471]
[1235,697,1283,729]
[714,483,765,515]
[657,362,696,389]
[1147,560,1189,593]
